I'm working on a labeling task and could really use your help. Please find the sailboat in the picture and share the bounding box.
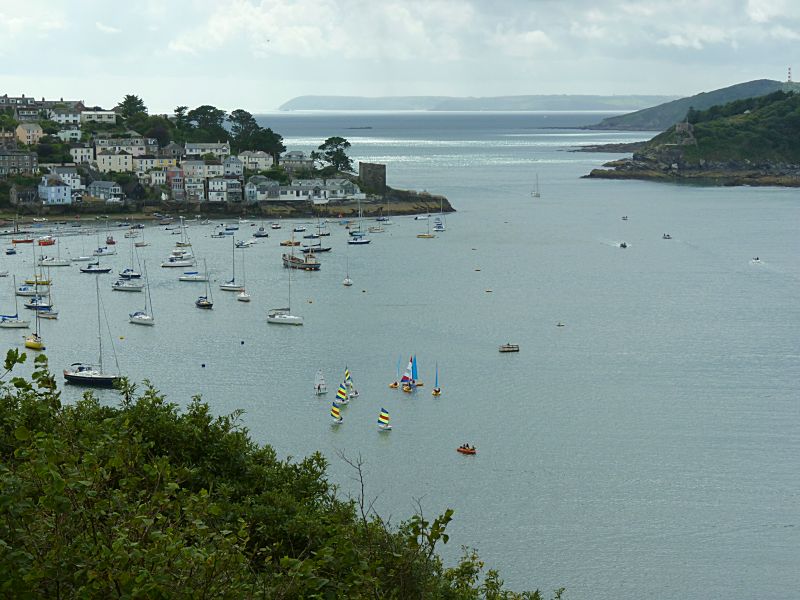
[344,366,359,398]
[0,276,31,328]
[433,198,446,232]
[347,198,371,245]
[129,262,155,325]
[401,355,424,392]
[23,306,44,350]
[314,370,328,395]
[343,256,353,287]
[330,402,343,425]
[175,217,192,247]
[37,269,59,320]
[389,355,402,388]
[134,224,149,247]
[237,244,251,302]
[220,237,244,291]
[38,236,70,267]
[377,408,392,431]
[417,218,435,239]
[267,259,303,325]
[532,174,541,198]
[195,259,214,309]
[334,382,349,406]
[63,276,122,387]
[432,363,441,396]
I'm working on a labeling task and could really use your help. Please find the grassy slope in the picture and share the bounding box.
[589,79,800,131]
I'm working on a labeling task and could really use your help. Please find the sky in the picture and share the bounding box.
[1,0,798,113]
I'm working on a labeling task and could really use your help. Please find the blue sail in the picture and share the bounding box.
[411,355,419,380]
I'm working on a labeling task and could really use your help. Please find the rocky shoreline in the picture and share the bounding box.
[585,157,800,187]
[1,187,454,223]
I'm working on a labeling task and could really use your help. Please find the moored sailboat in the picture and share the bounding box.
[63,276,122,387]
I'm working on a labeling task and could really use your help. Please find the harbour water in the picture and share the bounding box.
[2,112,798,599]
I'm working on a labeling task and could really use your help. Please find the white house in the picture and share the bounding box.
[238,150,272,171]
[244,175,280,203]
[208,177,242,202]
[185,142,230,159]
[96,150,133,173]
[223,156,243,177]
[87,180,123,201]
[38,176,72,205]
[70,144,94,164]
[279,150,314,172]
[80,110,117,124]
[50,166,83,190]
[56,128,82,142]
[96,137,158,157]
[48,108,81,125]
[278,178,364,204]
[147,168,167,186]
[184,176,206,201]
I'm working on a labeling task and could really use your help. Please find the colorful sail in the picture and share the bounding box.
[378,408,390,426]
[330,403,342,421]
[400,356,413,383]
[335,382,348,404]
[411,355,419,381]
[344,366,352,383]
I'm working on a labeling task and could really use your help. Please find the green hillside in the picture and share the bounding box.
[642,90,800,164]
[587,79,800,131]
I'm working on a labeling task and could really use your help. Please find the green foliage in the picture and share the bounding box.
[36,137,71,163]
[648,91,800,164]
[317,136,354,173]
[0,107,18,130]
[116,94,148,123]
[0,351,555,599]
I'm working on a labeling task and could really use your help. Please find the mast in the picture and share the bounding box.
[95,276,103,372]
[143,260,152,314]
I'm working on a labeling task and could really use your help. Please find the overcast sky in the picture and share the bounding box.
[1,0,797,113]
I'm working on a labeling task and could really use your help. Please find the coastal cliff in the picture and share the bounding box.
[586,90,800,187]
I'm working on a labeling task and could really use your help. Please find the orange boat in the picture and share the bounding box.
[106,235,116,245]
[12,238,33,244]
[457,446,477,455]
[38,236,56,246]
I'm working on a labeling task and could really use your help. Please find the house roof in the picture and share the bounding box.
[88,181,119,189]
[17,123,43,132]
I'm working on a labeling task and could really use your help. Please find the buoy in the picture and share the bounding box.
[475,268,481,271]
[362,289,366,293]
[240,340,244,345]
[485,289,493,293]
[201,363,206,368]
[119,336,125,340]
[307,299,312,303]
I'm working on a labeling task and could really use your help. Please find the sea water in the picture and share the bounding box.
[2,112,798,599]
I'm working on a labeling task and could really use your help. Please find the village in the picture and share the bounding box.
[0,93,423,217]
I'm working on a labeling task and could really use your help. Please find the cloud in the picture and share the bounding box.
[96,22,121,34]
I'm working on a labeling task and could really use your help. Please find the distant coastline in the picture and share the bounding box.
[279,94,678,112]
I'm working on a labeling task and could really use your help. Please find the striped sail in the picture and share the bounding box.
[344,367,352,383]
[335,383,348,404]
[378,408,390,426]
[331,403,341,421]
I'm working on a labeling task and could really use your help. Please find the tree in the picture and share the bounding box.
[116,94,148,123]
[227,109,260,150]
[187,105,227,131]
[173,106,190,131]
[317,136,354,172]
[254,127,286,164]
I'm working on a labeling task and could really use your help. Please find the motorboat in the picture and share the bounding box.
[93,246,116,256]
[161,255,195,268]
[112,279,144,292]
[293,225,306,232]
[662,233,672,240]
[119,268,142,279]
[16,284,44,297]
[499,343,520,353]
[301,245,331,253]
[280,239,301,247]
[195,296,213,309]
[457,445,477,455]
[270,222,281,229]
[178,271,208,282]
[219,280,245,292]
[253,227,269,238]
[347,237,371,245]
[80,262,112,274]
[37,235,56,246]
[282,252,321,271]
[5,247,16,255]
[37,256,71,267]
[235,239,256,248]
[24,296,53,310]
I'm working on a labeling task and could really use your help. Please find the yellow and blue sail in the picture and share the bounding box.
[335,383,348,403]
[378,408,390,426]
[331,403,341,420]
